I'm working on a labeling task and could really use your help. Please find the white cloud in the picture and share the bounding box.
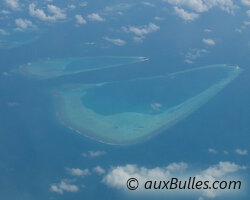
[166,162,188,171]
[7,102,19,107]
[185,48,208,63]
[50,180,79,194]
[208,148,217,154]
[103,162,187,190]
[79,1,88,7]
[165,0,237,14]
[87,13,105,22]
[242,0,250,6]
[104,3,134,12]
[247,10,250,16]
[75,14,87,25]
[29,3,66,22]
[122,23,159,43]
[174,7,199,21]
[0,29,9,35]
[84,42,96,46]
[93,166,106,175]
[0,10,10,15]
[67,168,90,176]
[235,28,242,33]
[185,59,194,64]
[104,37,126,46]
[50,184,63,194]
[68,4,76,10]
[166,0,209,12]
[2,72,9,76]
[244,21,250,25]
[133,36,144,44]
[165,0,208,12]
[204,28,212,32]
[47,5,66,19]
[103,161,246,198]
[223,150,229,155]
[122,23,159,37]
[235,149,248,156]
[202,38,215,46]
[4,0,19,10]
[141,2,155,7]
[203,162,245,177]
[150,103,162,111]
[154,16,164,21]
[82,151,106,158]
[15,18,35,30]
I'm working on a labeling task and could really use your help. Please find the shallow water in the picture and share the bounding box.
[53,64,242,144]
[19,56,148,79]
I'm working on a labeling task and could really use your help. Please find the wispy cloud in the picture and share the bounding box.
[208,148,217,154]
[185,48,208,64]
[244,21,250,25]
[79,1,88,7]
[104,37,126,46]
[235,149,248,156]
[0,29,9,35]
[2,72,9,76]
[223,150,229,155]
[7,102,19,107]
[141,2,155,7]
[68,4,76,10]
[247,10,250,16]
[150,102,162,111]
[82,151,106,158]
[104,3,134,12]
[204,28,212,33]
[0,10,10,15]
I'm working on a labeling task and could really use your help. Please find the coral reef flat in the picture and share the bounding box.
[19,56,148,79]
[54,65,242,145]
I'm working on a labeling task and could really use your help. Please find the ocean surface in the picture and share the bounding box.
[0,1,249,200]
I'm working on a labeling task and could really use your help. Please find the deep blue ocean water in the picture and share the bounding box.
[0,1,249,199]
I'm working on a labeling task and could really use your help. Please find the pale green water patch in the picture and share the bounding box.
[0,29,44,49]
